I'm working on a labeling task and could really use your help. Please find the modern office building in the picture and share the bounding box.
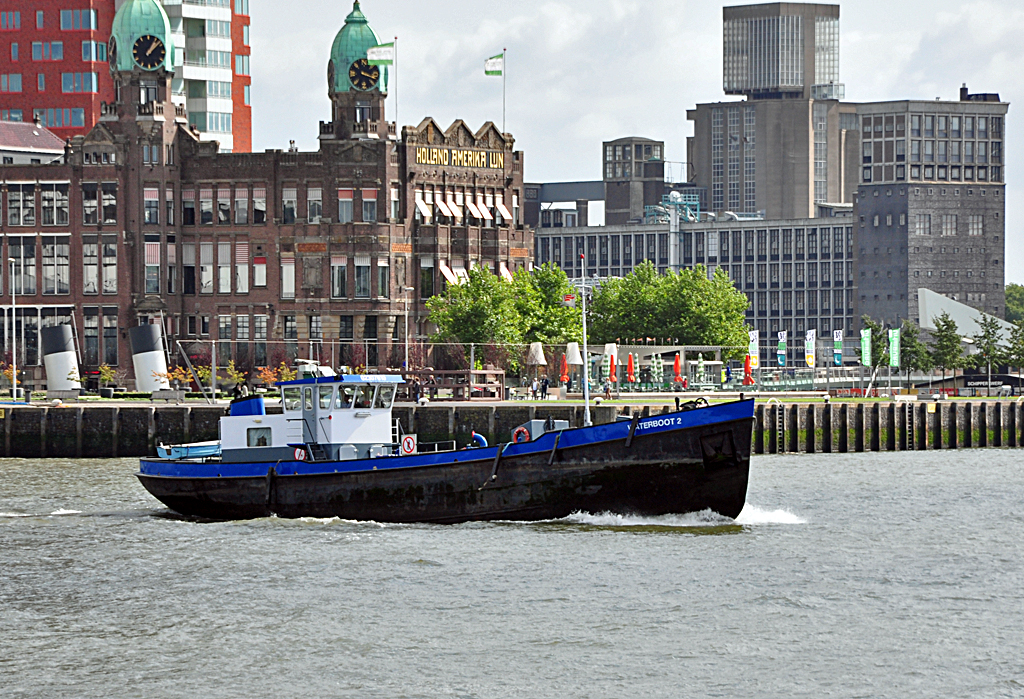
[533,217,856,363]
[854,87,1009,326]
[723,2,843,101]
[0,0,529,391]
[0,0,251,151]
[688,3,859,219]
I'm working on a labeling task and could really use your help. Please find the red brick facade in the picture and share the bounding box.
[0,61,530,391]
[0,0,113,136]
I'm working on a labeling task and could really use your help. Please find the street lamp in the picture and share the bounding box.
[8,257,16,401]
[402,286,416,371]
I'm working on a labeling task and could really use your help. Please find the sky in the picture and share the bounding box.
[249,0,1024,282]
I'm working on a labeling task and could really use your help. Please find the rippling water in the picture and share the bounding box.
[2,451,1022,698]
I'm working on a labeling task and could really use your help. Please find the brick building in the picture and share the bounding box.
[0,0,528,391]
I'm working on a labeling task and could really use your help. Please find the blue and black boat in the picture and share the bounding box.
[138,375,755,523]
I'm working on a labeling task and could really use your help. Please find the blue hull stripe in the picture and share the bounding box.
[139,400,754,479]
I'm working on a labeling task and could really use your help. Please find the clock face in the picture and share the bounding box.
[107,36,118,72]
[348,58,380,91]
[132,35,165,71]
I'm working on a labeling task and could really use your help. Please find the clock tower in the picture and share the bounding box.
[323,2,391,141]
[105,0,184,313]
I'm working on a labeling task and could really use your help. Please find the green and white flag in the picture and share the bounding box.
[484,53,504,76]
[888,328,901,368]
[367,42,395,66]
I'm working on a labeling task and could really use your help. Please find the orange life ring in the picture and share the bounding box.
[511,426,531,444]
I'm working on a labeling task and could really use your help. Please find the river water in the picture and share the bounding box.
[1,451,1022,698]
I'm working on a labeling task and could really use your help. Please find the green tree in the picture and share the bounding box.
[899,320,932,379]
[1005,320,1024,395]
[930,311,963,391]
[426,264,583,370]
[971,312,1005,397]
[1005,283,1024,323]
[428,267,526,347]
[588,262,748,356]
[515,263,583,344]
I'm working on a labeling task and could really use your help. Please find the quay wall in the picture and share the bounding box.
[0,402,1022,458]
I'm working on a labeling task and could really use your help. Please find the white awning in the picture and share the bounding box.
[476,196,493,220]
[452,263,469,282]
[439,261,458,285]
[435,198,453,218]
[496,200,513,220]
[465,200,483,219]
[499,261,514,282]
[415,198,432,220]
[446,196,463,220]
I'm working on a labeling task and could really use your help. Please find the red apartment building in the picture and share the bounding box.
[0,0,251,152]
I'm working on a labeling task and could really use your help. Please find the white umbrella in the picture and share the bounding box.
[526,342,547,366]
[565,342,584,365]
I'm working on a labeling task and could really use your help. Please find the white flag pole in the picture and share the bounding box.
[394,36,398,139]
[502,48,506,137]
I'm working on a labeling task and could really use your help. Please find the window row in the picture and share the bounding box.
[604,143,663,162]
[863,164,1001,184]
[739,288,855,316]
[862,139,1002,165]
[862,114,1003,141]
[33,107,86,128]
[713,261,854,289]
[914,214,986,237]
[0,235,102,296]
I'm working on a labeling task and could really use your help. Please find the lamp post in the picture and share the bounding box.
[578,254,592,426]
[8,257,16,400]
[402,286,416,371]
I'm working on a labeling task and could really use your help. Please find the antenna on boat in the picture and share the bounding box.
[579,255,592,427]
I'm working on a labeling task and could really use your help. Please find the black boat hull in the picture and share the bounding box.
[137,412,753,523]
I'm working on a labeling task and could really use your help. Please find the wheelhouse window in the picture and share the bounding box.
[282,387,301,411]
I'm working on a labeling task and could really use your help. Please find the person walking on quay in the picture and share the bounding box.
[412,377,422,403]
[541,376,550,401]
[531,377,539,400]
[603,379,612,401]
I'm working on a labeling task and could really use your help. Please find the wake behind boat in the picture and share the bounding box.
[137,374,754,523]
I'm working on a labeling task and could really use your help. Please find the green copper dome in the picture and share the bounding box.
[110,0,174,72]
[329,1,388,93]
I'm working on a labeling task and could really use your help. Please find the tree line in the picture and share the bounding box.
[860,311,1024,392]
[427,261,750,367]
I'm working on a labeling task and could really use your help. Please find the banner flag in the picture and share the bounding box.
[484,53,504,76]
[805,330,816,368]
[777,331,787,367]
[367,42,395,66]
[748,330,760,369]
[889,329,901,368]
[833,330,843,367]
[860,328,872,366]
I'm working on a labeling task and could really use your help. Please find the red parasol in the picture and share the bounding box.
[560,354,569,384]
[609,353,617,383]
[626,353,636,383]
[673,353,683,383]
